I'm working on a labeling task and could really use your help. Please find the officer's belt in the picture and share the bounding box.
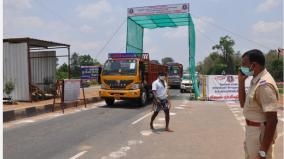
[246,119,266,127]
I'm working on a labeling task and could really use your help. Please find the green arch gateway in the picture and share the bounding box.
[126,3,200,98]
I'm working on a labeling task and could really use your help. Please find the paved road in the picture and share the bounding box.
[3,89,283,159]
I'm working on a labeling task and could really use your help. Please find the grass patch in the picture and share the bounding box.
[279,89,283,94]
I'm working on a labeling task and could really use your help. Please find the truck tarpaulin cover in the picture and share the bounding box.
[206,75,252,101]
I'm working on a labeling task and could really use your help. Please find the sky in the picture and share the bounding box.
[3,0,283,68]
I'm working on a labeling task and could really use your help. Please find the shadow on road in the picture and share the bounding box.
[152,128,166,134]
[169,93,191,100]
[99,100,152,109]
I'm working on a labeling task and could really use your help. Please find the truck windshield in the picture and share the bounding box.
[169,66,180,75]
[182,74,191,80]
[102,59,137,76]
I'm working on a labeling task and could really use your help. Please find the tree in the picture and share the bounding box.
[212,35,235,74]
[161,57,174,65]
[231,51,242,74]
[70,52,80,78]
[269,60,283,82]
[57,53,102,79]
[196,62,204,74]
[201,52,225,75]
[80,55,95,66]
[265,50,283,82]
[56,63,69,80]
[150,60,160,64]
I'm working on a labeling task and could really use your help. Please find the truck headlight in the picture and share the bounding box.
[131,83,140,90]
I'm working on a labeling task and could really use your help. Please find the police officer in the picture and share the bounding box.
[239,49,279,159]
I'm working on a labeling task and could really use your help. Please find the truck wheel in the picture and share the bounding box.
[105,98,115,106]
[139,89,147,106]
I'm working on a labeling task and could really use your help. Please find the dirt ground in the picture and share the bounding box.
[3,86,100,111]
[3,86,283,111]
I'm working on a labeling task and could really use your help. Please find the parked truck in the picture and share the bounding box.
[166,62,183,88]
[99,53,168,106]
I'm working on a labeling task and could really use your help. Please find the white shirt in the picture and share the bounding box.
[152,79,168,100]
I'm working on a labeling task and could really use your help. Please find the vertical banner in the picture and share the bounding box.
[206,75,252,101]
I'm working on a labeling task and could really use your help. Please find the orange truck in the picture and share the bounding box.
[166,62,183,88]
[99,53,167,106]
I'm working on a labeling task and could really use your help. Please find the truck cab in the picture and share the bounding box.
[166,63,183,88]
[99,53,167,106]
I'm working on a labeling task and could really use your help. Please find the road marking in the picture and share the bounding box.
[226,102,245,132]
[170,112,176,116]
[236,116,245,120]
[52,114,63,117]
[278,117,284,122]
[140,130,152,136]
[70,151,87,159]
[109,146,130,158]
[153,123,164,127]
[128,140,143,146]
[132,111,153,125]
[158,117,165,121]
[15,119,35,124]
[102,140,143,159]
[230,107,240,110]
[175,107,185,110]
[179,104,186,107]
[278,132,284,138]
[231,110,241,113]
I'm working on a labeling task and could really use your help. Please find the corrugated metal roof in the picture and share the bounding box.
[3,37,70,48]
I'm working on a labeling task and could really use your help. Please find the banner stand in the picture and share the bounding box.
[52,79,86,113]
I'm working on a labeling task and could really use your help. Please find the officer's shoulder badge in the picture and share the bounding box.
[259,80,267,85]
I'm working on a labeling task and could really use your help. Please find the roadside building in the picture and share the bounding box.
[3,37,70,101]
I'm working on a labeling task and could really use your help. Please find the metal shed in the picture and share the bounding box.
[3,37,70,101]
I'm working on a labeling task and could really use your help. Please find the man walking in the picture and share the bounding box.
[239,49,279,159]
[150,72,173,132]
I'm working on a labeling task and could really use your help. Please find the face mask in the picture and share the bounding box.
[159,76,165,80]
[240,66,254,76]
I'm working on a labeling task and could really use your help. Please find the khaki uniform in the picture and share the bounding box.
[243,69,279,159]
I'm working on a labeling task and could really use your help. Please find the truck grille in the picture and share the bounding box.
[104,80,133,89]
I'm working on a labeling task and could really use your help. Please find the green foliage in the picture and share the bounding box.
[56,63,69,80]
[151,60,160,64]
[279,88,283,94]
[198,38,283,79]
[4,80,15,96]
[90,79,99,85]
[212,36,235,74]
[56,53,101,80]
[79,55,100,66]
[161,57,174,65]
[70,53,80,78]
[197,52,227,75]
[267,59,283,82]
[197,36,243,75]
[265,50,283,82]
[208,63,227,75]
[231,51,242,74]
